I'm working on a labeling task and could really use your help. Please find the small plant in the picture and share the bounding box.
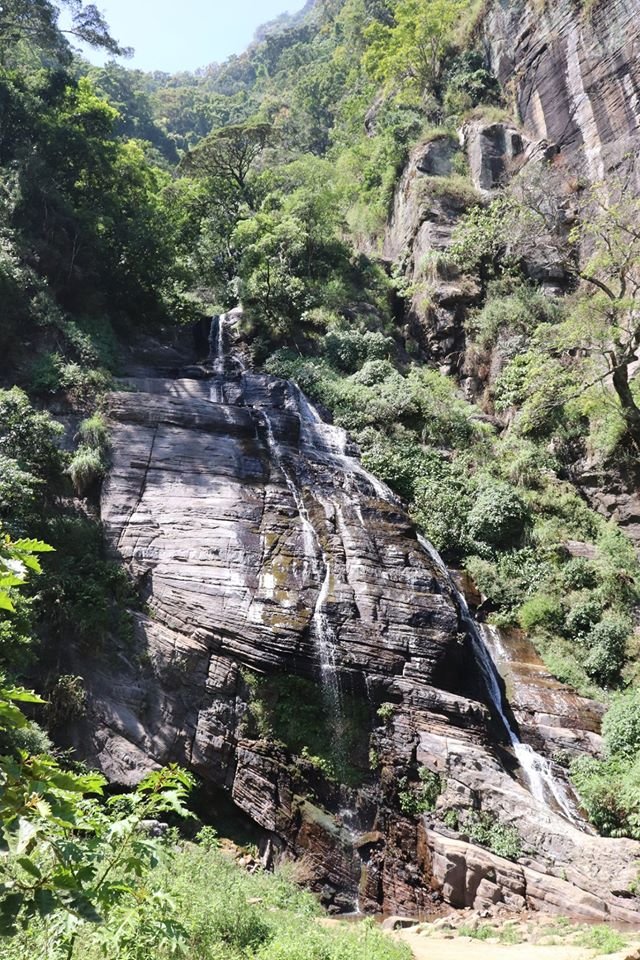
[465,811,522,860]
[77,412,110,450]
[457,923,493,940]
[398,768,444,816]
[377,702,394,722]
[442,808,460,830]
[575,924,626,953]
[47,674,87,726]
[67,445,107,495]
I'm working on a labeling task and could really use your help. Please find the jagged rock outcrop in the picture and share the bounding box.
[461,120,558,193]
[65,326,640,922]
[483,0,640,184]
[383,136,480,372]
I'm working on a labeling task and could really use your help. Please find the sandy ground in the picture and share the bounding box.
[398,931,633,960]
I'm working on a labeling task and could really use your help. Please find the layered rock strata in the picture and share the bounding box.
[63,335,640,921]
[483,0,640,184]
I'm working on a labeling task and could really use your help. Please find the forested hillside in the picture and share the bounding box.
[3,0,640,955]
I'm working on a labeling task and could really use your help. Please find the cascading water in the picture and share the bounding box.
[261,412,344,742]
[208,313,227,404]
[417,534,584,827]
[291,383,396,504]
[202,318,581,829]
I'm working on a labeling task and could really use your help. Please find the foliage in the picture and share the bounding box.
[464,811,522,860]
[602,688,640,759]
[466,478,530,549]
[241,672,370,785]
[398,767,444,816]
[574,925,627,954]
[363,0,470,103]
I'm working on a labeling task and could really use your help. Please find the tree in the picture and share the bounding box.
[0,0,129,66]
[363,0,468,101]
[180,120,272,205]
[451,168,640,450]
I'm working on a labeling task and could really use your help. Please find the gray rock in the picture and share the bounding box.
[60,341,640,921]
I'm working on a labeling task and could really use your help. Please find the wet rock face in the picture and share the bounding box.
[66,342,640,922]
[484,0,640,183]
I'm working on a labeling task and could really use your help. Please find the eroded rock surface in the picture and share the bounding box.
[66,336,640,920]
[484,0,640,183]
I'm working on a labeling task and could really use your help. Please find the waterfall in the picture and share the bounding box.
[261,412,344,739]
[417,534,583,826]
[209,314,227,404]
[207,314,219,362]
[291,384,397,504]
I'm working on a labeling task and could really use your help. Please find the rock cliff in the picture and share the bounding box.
[483,0,640,184]
[65,319,640,922]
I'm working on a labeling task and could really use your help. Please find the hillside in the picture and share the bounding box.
[2,0,640,956]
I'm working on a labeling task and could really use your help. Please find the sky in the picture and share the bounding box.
[62,0,308,73]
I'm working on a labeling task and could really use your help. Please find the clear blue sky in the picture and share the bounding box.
[62,1,308,73]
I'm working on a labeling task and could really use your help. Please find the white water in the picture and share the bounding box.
[291,384,396,504]
[201,322,580,826]
[208,313,227,404]
[261,412,343,732]
[417,534,582,825]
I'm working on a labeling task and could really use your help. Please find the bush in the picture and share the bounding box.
[519,594,564,632]
[351,358,397,386]
[465,812,522,860]
[583,615,630,685]
[467,548,552,612]
[570,754,640,839]
[412,471,474,561]
[602,689,640,759]
[469,285,562,350]
[325,329,392,373]
[564,595,603,638]
[398,768,444,816]
[467,478,530,549]
[77,412,110,450]
[67,445,107,495]
[560,557,599,591]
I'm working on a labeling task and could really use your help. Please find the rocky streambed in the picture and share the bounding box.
[64,317,640,921]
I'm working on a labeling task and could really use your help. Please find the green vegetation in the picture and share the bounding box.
[464,812,523,860]
[398,767,444,816]
[574,924,627,954]
[2,0,640,946]
[4,835,411,959]
[242,672,370,786]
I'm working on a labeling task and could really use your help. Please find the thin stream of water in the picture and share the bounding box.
[417,533,583,825]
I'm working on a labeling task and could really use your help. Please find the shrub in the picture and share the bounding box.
[465,811,522,860]
[467,548,552,612]
[564,596,603,638]
[351,358,397,386]
[398,768,444,816]
[67,445,107,495]
[519,594,564,633]
[571,754,640,839]
[583,615,630,685]
[77,412,110,450]
[467,478,530,549]
[560,557,598,591]
[575,925,626,954]
[602,689,640,759]
[406,367,480,448]
[469,285,562,350]
[324,328,392,373]
[412,472,474,561]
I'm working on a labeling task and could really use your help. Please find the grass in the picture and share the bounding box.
[4,839,412,960]
[575,924,627,953]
